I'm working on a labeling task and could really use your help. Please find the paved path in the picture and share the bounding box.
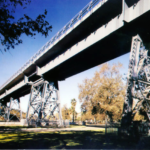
[0,126,105,132]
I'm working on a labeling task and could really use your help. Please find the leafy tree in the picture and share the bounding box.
[0,0,52,52]
[61,104,71,120]
[79,63,126,122]
[133,100,149,121]
[71,98,77,123]
[0,108,26,121]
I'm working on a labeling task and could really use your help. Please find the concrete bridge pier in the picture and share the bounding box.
[26,79,63,127]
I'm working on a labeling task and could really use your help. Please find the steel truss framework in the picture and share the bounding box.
[121,34,150,127]
[26,79,63,126]
[0,98,22,122]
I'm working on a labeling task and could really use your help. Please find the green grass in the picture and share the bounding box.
[69,125,86,128]
[0,125,58,129]
[0,129,147,149]
[0,130,105,149]
[0,126,27,129]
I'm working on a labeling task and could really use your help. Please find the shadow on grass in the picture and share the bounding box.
[86,123,120,128]
[0,130,150,149]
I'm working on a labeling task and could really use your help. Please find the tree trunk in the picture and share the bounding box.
[72,110,74,123]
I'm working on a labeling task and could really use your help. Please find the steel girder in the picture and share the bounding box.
[26,79,63,126]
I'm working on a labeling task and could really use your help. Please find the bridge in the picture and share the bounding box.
[0,0,150,126]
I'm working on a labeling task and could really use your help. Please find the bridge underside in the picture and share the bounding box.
[0,0,139,96]
[43,10,150,81]
[0,0,123,98]
[1,0,150,128]
[2,8,150,104]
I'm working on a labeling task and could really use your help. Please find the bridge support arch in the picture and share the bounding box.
[26,79,63,127]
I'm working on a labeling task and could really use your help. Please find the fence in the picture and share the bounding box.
[105,122,119,137]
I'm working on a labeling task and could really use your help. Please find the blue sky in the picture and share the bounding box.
[0,0,130,113]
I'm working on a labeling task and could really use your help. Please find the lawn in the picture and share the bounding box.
[0,127,150,149]
[69,125,86,128]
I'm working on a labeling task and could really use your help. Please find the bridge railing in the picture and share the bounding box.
[0,0,105,91]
